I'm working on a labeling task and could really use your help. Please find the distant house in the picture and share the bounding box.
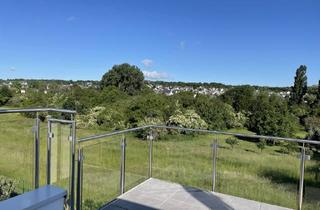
[21,81,28,89]
[86,82,93,87]
[150,84,226,96]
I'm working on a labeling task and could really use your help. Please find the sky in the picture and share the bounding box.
[0,0,319,86]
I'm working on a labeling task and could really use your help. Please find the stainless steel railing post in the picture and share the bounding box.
[34,112,40,189]
[298,144,306,210]
[76,148,84,210]
[212,139,218,192]
[148,131,154,178]
[70,120,76,210]
[120,137,126,194]
[46,118,52,185]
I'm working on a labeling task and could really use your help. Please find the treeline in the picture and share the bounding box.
[0,64,320,141]
[148,81,228,89]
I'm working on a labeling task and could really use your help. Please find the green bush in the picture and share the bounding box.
[76,106,106,129]
[225,137,239,150]
[220,85,255,112]
[98,86,128,105]
[257,139,266,152]
[167,109,207,130]
[126,92,172,127]
[279,142,299,154]
[97,107,126,130]
[248,93,299,137]
[0,176,16,201]
[194,95,240,130]
[0,86,13,105]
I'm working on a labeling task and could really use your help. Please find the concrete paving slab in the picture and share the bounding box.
[103,178,293,210]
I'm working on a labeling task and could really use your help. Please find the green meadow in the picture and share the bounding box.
[0,113,319,210]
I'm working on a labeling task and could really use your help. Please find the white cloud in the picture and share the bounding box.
[66,16,76,22]
[143,71,169,80]
[9,67,15,71]
[179,41,186,49]
[141,59,153,67]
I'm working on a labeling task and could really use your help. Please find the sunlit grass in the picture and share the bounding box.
[0,113,319,210]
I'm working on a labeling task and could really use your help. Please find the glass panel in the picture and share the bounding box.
[82,138,121,209]
[303,146,320,210]
[216,134,299,209]
[0,113,34,197]
[50,123,72,193]
[152,129,212,191]
[39,123,48,187]
[125,131,149,191]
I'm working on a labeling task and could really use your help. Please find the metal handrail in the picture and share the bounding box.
[48,118,75,124]
[80,138,122,149]
[76,124,319,210]
[153,125,320,145]
[77,125,152,143]
[77,124,320,145]
[0,108,76,114]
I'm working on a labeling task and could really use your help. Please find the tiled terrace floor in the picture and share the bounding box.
[103,178,293,210]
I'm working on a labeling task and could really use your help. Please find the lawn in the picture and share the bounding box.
[0,113,319,210]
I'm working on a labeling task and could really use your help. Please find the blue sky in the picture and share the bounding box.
[0,0,319,86]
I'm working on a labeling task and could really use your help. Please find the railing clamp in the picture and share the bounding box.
[48,132,54,138]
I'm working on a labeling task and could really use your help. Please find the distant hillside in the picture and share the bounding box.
[1,78,317,94]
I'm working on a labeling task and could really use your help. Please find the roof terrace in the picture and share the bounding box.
[103,178,292,210]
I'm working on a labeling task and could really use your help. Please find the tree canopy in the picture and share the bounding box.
[194,95,242,130]
[101,63,144,95]
[0,86,13,105]
[248,92,298,137]
[220,85,255,112]
[290,65,307,105]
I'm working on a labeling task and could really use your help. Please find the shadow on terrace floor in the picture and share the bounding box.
[102,178,235,210]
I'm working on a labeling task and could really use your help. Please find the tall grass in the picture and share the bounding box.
[0,113,319,210]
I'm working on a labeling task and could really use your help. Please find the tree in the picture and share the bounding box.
[304,94,317,107]
[316,80,320,104]
[194,95,241,130]
[290,65,307,105]
[21,90,49,108]
[221,85,255,112]
[98,86,127,105]
[126,92,173,127]
[0,86,13,105]
[62,85,100,114]
[173,91,195,108]
[304,116,320,150]
[248,92,298,137]
[305,116,320,141]
[101,63,144,95]
[304,116,320,132]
